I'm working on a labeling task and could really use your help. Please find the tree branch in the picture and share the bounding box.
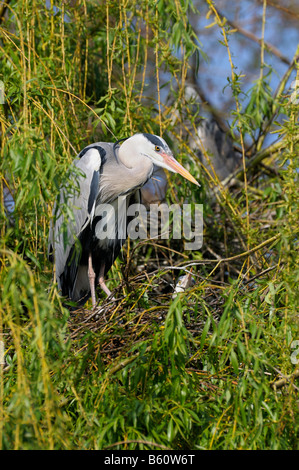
[272,369,299,390]
[215,7,291,66]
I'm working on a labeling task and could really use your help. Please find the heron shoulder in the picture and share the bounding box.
[77,145,106,173]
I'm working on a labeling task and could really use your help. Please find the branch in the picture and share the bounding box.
[256,49,299,151]
[243,264,280,284]
[163,233,281,271]
[272,369,299,390]
[226,138,287,184]
[257,0,299,21]
[215,7,291,66]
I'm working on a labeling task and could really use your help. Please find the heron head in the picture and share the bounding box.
[141,133,200,187]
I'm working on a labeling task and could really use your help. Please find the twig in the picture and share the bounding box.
[272,369,299,390]
[257,0,299,21]
[163,233,281,271]
[230,139,286,184]
[256,49,299,151]
[215,7,291,66]
[107,353,139,376]
[243,264,279,284]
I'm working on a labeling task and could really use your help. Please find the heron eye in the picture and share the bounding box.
[155,145,161,152]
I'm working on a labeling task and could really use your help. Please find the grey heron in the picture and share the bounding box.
[48,133,199,308]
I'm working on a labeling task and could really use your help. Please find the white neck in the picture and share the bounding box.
[99,135,154,203]
[117,135,154,183]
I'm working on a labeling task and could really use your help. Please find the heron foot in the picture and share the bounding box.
[99,276,116,301]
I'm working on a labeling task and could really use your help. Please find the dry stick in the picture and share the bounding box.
[123,230,189,284]
[162,233,281,273]
[124,233,281,291]
[107,353,140,376]
[272,369,299,390]
[243,264,280,284]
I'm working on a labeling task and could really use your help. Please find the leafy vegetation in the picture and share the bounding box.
[0,0,298,450]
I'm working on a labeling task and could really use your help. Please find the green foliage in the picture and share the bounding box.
[0,0,298,450]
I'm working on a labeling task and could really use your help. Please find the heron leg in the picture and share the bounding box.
[98,263,114,299]
[88,254,97,308]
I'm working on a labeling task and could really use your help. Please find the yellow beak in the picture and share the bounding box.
[162,153,200,187]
